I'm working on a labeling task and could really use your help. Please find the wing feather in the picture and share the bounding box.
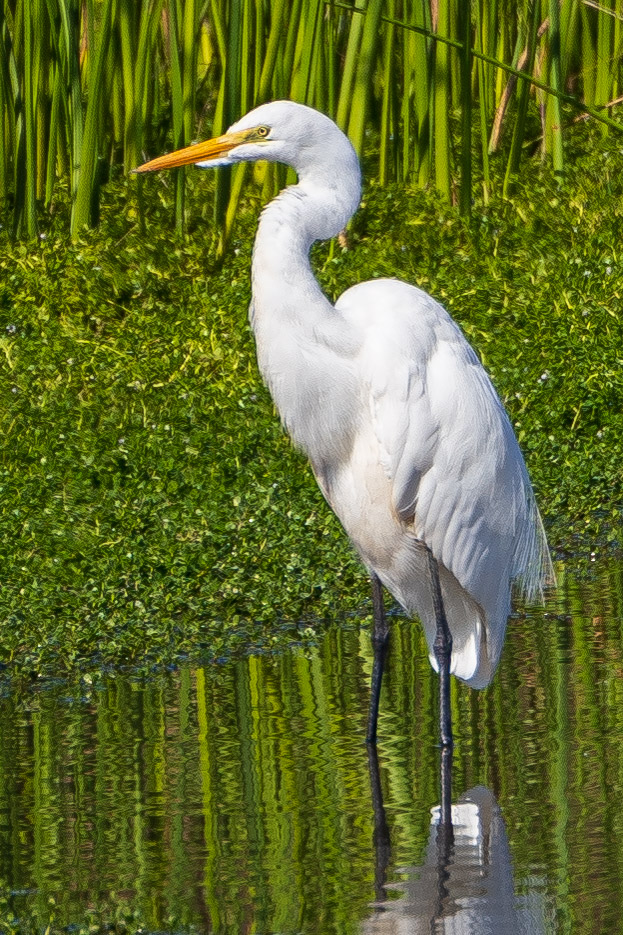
[336,278,552,685]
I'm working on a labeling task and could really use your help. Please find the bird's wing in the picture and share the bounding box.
[335,279,545,610]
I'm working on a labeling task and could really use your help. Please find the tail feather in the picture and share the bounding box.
[512,496,555,604]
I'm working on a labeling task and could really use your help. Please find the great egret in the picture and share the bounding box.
[136,101,553,748]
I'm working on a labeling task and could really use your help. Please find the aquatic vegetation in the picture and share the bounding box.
[1,569,623,934]
[0,133,621,674]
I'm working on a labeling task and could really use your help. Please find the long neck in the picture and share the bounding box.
[251,172,359,329]
[248,175,361,473]
[251,184,329,328]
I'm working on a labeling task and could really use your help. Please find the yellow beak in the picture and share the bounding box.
[133,130,249,173]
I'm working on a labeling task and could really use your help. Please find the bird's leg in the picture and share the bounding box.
[366,573,389,745]
[434,749,455,911]
[439,743,453,831]
[367,744,391,900]
[417,543,453,754]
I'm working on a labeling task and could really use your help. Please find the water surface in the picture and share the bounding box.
[0,552,621,933]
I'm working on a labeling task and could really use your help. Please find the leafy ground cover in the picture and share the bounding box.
[0,130,621,676]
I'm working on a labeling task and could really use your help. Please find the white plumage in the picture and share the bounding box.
[136,100,552,712]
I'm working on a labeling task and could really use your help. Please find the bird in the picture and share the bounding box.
[135,100,553,749]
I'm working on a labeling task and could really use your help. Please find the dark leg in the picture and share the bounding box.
[366,573,389,745]
[366,744,391,900]
[439,744,453,831]
[423,547,453,755]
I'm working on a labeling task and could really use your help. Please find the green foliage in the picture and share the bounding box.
[0,130,621,675]
[0,176,363,674]
[0,0,622,238]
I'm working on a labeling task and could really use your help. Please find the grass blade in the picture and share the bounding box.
[336,0,365,132]
[503,0,540,195]
[347,0,384,157]
[433,0,452,201]
[72,0,114,233]
[546,0,564,174]
[458,0,472,217]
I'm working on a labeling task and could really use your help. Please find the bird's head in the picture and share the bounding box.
[134,100,359,184]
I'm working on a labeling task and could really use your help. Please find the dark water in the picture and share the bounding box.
[1,554,622,934]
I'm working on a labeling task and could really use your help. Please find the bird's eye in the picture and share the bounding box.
[256,126,270,138]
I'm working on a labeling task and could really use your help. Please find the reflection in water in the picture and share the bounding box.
[0,554,620,932]
[363,779,549,934]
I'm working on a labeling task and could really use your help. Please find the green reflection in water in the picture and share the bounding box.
[0,555,621,933]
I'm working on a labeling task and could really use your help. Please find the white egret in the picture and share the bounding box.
[136,101,553,748]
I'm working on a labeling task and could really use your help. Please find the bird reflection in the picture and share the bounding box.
[364,753,546,934]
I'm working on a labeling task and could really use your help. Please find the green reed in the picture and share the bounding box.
[0,0,621,241]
